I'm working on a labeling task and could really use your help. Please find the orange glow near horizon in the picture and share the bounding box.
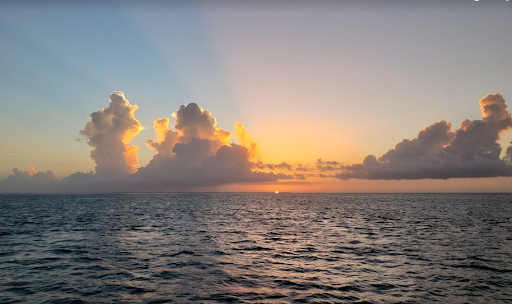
[249,115,363,166]
[208,176,512,193]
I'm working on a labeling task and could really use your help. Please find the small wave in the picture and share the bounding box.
[197,293,241,302]
[167,250,197,257]
[124,285,153,295]
[274,279,308,290]
[51,248,74,254]
[452,263,512,273]
[4,286,35,295]
[371,283,397,291]
[209,250,228,256]
[0,230,14,236]
[73,256,102,263]
[233,246,273,251]
[147,299,174,304]
[154,270,178,279]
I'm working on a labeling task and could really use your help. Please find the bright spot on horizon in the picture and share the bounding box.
[275,191,279,194]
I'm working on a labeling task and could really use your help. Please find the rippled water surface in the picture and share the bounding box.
[1,193,511,303]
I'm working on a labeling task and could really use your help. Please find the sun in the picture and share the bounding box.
[275,190,279,194]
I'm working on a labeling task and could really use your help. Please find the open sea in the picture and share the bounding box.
[0,193,511,303]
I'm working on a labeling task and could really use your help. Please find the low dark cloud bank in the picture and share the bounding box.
[0,167,58,193]
[335,93,512,180]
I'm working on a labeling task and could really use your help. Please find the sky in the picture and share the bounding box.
[1,0,512,193]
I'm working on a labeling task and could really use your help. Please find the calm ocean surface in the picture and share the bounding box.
[1,193,511,303]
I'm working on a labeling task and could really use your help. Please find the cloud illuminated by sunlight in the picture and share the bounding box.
[234,122,259,160]
[80,91,142,179]
[336,94,512,180]
[135,102,293,190]
[3,91,512,193]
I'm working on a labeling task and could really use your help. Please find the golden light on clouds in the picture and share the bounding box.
[121,105,143,144]
[3,92,512,193]
[153,118,170,143]
[146,118,179,157]
[28,166,38,177]
[123,145,139,174]
[215,127,233,147]
[234,122,259,160]
[80,91,143,177]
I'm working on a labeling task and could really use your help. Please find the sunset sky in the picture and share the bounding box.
[1,0,512,192]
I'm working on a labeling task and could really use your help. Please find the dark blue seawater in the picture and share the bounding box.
[1,193,511,303]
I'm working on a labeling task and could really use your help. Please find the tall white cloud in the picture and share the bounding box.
[80,91,142,179]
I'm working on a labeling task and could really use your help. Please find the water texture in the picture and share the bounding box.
[1,193,511,303]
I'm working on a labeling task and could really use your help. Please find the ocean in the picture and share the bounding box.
[0,193,511,303]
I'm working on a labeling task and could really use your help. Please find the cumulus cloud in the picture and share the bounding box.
[145,117,179,159]
[80,91,142,179]
[0,92,295,193]
[6,91,511,191]
[145,103,231,160]
[132,103,293,190]
[174,103,232,147]
[336,93,512,180]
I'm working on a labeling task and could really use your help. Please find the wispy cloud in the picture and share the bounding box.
[0,151,15,158]
[255,161,293,171]
[316,158,343,171]
[295,164,310,172]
